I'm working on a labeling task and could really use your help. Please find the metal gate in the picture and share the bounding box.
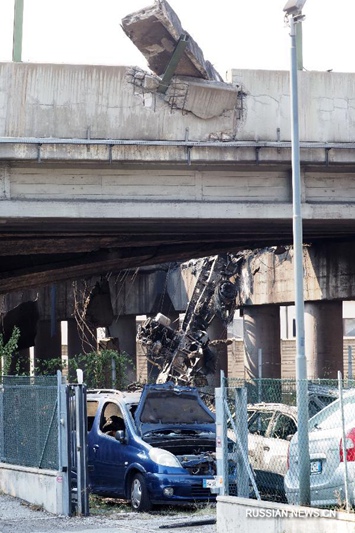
[215,372,260,499]
[57,371,89,516]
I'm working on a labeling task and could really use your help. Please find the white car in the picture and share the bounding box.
[247,403,298,500]
[285,390,355,507]
[246,387,338,500]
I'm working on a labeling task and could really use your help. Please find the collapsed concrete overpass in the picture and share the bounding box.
[1,61,355,293]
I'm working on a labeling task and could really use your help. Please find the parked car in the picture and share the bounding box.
[246,385,339,500]
[86,382,219,511]
[307,383,339,417]
[285,389,355,507]
[247,403,298,499]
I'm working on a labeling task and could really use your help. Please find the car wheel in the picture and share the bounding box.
[130,473,152,512]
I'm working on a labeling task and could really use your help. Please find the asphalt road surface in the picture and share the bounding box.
[0,494,217,533]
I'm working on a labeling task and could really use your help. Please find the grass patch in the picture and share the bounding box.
[89,494,133,515]
[89,494,216,517]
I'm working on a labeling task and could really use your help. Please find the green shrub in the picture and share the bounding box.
[0,326,20,375]
[34,349,134,390]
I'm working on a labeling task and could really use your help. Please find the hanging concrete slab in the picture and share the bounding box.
[165,76,239,119]
[121,0,223,82]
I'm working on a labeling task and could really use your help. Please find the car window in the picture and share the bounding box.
[316,401,355,430]
[247,410,255,421]
[100,402,125,436]
[308,399,322,418]
[139,394,214,424]
[248,411,274,436]
[272,414,297,440]
[316,395,338,409]
[308,394,338,417]
[309,391,355,430]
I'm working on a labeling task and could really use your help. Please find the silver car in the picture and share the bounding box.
[285,390,355,507]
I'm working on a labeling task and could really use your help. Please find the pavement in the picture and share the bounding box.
[0,493,217,533]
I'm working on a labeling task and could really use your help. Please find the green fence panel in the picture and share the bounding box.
[0,375,58,470]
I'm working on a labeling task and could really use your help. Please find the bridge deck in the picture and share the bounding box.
[1,63,355,292]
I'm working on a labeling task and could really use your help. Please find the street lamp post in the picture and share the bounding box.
[283,0,310,506]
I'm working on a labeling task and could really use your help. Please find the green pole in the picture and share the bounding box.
[12,0,24,62]
[296,20,303,70]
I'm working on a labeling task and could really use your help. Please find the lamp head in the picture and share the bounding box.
[283,0,307,15]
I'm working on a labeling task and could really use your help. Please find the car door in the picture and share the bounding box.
[247,409,275,472]
[261,412,297,476]
[87,401,127,496]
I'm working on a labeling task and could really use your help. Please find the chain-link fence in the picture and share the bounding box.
[0,375,59,470]
[219,376,355,509]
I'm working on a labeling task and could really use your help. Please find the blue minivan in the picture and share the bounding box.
[86,382,219,511]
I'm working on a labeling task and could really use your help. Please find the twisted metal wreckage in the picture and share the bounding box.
[137,253,242,387]
[0,253,241,386]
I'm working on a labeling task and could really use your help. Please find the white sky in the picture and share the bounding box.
[0,1,354,79]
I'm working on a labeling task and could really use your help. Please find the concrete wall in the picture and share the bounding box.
[1,63,355,146]
[0,62,237,142]
[217,496,355,533]
[0,265,189,321]
[237,243,355,306]
[1,64,355,238]
[228,69,355,145]
[3,164,355,220]
[0,463,64,515]
[227,338,355,379]
[16,243,354,320]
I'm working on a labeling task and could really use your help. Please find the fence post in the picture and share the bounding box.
[235,387,249,497]
[215,370,229,495]
[348,346,353,380]
[57,371,71,516]
[75,372,89,516]
[258,348,262,403]
[338,370,350,512]
[0,383,3,462]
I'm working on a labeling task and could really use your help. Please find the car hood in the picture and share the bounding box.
[134,382,216,437]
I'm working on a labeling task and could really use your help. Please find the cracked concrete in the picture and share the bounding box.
[126,67,240,121]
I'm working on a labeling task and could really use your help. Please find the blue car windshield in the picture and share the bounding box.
[139,393,215,425]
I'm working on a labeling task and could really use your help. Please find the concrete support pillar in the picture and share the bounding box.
[243,304,281,380]
[305,301,343,379]
[136,341,148,383]
[109,316,138,383]
[34,320,62,372]
[207,316,228,387]
[67,319,82,359]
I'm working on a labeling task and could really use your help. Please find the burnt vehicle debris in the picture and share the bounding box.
[137,253,241,386]
[86,382,225,511]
